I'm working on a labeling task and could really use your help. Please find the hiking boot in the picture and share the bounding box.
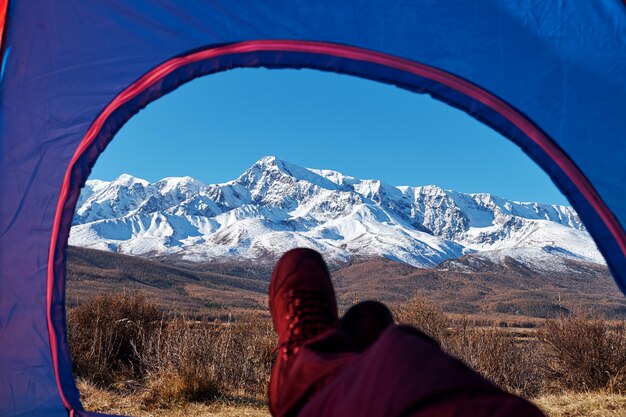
[340,300,394,351]
[268,248,340,416]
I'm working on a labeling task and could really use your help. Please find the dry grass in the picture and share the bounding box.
[67,293,163,387]
[79,377,626,417]
[77,379,270,417]
[392,295,626,399]
[68,294,276,406]
[393,297,544,397]
[445,324,544,398]
[393,297,449,343]
[69,292,626,415]
[534,391,626,417]
[537,312,626,393]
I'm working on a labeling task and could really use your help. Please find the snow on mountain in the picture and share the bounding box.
[69,156,604,269]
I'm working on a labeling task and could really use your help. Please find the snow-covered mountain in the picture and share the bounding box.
[69,156,604,269]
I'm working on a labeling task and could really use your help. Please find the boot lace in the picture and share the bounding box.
[275,289,336,360]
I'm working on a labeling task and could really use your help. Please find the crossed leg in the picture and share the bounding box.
[268,248,545,417]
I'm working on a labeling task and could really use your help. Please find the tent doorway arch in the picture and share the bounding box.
[25,41,626,415]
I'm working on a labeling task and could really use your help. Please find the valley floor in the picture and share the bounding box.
[66,249,626,417]
[77,379,268,417]
[79,379,626,417]
[534,392,626,417]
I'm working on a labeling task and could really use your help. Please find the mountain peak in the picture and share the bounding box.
[245,155,288,176]
[252,156,301,176]
[239,156,341,191]
[256,155,279,166]
[113,173,149,187]
[157,176,206,193]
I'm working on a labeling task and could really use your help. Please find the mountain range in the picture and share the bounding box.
[70,156,605,271]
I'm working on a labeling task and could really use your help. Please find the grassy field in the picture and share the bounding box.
[78,378,626,417]
[77,379,269,417]
[534,392,626,417]
[66,293,626,417]
[65,248,626,416]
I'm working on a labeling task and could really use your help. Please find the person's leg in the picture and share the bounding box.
[298,325,545,417]
[268,249,545,417]
[267,248,357,417]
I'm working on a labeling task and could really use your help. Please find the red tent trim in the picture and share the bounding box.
[47,40,626,412]
[0,0,8,51]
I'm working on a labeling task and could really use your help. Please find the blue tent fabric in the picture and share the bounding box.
[0,1,625,416]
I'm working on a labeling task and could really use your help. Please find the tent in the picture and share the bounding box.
[1,1,625,416]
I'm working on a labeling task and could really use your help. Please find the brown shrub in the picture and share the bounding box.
[392,297,450,343]
[67,293,163,388]
[139,313,275,405]
[140,318,223,406]
[445,322,545,397]
[209,315,276,398]
[393,296,544,398]
[537,311,626,393]
[68,293,276,405]
[69,290,626,407]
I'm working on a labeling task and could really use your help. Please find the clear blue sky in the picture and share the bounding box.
[91,68,568,205]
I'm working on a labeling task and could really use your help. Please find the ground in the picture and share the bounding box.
[79,379,626,417]
[533,392,626,417]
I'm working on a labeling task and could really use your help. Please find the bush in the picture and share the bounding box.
[68,290,626,407]
[392,297,449,343]
[67,293,162,388]
[68,294,276,405]
[445,322,545,397]
[140,318,223,405]
[140,315,275,404]
[537,311,626,393]
[394,296,544,397]
[213,316,276,397]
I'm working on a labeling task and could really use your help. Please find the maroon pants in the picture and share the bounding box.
[278,325,545,417]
